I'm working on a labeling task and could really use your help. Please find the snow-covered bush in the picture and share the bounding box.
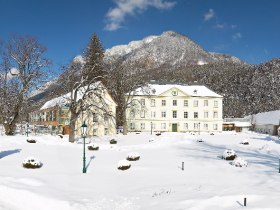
[22,157,42,169]
[88,143,99,150]
[126,152,140,161]
[155,132,161,136]
[222,149,237,160]
[110,139,117,144]
[240,139,249,145]
[232,157,248,167]
[196,138,204,142]
[26,138,36,143]
[117,160,131,170]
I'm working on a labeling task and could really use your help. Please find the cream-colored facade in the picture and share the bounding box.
[126,84,223,133]
[76,88,117,137]
[30,82,117,137]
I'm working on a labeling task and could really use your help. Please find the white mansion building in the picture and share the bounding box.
[126,84,223,133]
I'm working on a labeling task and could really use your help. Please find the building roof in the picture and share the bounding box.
[40,94,70,110]
[133,84,223,97]
[40,82,116,111]
[248,110,280,125]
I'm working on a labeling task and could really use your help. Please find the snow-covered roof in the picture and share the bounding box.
[40,94,70,110]
[133,84,222,97]
[233,122,252,127]
[40,82,115,110]
[249,110,280,125]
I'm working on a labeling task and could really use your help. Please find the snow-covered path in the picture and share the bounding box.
[0,132,280,209]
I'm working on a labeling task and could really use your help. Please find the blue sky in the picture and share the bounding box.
[0,0,279,73]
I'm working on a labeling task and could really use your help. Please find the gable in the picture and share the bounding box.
[158,87,190,97]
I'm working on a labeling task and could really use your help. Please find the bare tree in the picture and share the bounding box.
[0,35,51,135]
[105,60,149,135]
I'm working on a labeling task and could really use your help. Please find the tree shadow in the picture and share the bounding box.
[0,149,21,159]
[86,155,95,169]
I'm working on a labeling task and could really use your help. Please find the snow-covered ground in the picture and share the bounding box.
[0,131,280,210]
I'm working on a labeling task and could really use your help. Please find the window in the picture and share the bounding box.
[104,128,109,135]
[213,124,218,130]
[194,112,198,118]
[194,123,199,130]
[104,114,109,122]
[173,111,177,118]
[204,112,208,118]
[161,123,166,130]
[93,113,98,122]
[184,100,188,107]
[141,123,145,130]
[140,99,145,106]
[151,111,156,118]
[161,111,166,118]
[162,100,166,106]
[213,111,218,118]
[130,123,135,130]
[152,123,156,129]
[173,100,177,106]
[151,99,156,107]
[184,112,188,118]
[204,100,208,106]
[140,110,145,118]
[214,100,218,108]
[204,124,208,130]
[184,123,188,129]
[130,111,135,118]
[194,100,198,107]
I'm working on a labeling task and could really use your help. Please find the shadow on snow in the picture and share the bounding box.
[0,149,21,159]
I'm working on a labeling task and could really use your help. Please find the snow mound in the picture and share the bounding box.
[231,157,248,167]
[110,139,117,144]
[126,152,140,161]
[88,143,99,150]
[240,139,249,145]
[222,149,237,160]
[118,160,131,170]
[22,157,42,169]
[26,138,37,143]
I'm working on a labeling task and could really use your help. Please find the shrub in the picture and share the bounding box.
[110,139,117,144]
[222,149,237,160]
[88,143,99,150]
[126,152,140,161]
[241,139,249,145]
[117,160,131,170]
[232,157,248,167]
[22,157,42,169]
[26,138,36,143]
[155,132,161,136]
[196,138,204,142]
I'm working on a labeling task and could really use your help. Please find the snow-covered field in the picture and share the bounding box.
[1,131,280,210]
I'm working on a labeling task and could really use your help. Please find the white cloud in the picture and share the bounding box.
[104,0,176,31]
[214,23,226,29]
[204,8,215,21]
[232,32,242,40]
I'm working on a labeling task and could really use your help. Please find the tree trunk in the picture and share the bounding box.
[4,123,15,135]
[122,108,128,135]
[69,112,78,143]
